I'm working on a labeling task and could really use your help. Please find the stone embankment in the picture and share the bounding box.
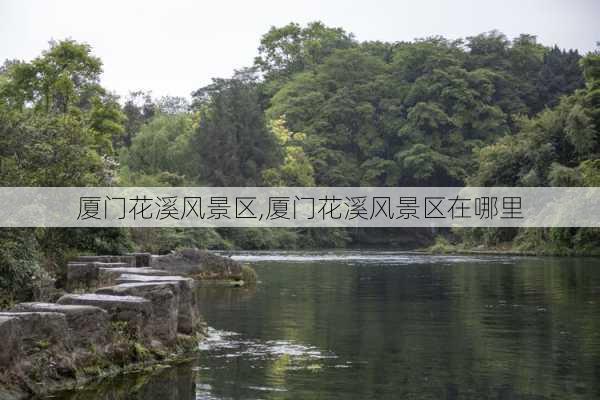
[0,249,249,400]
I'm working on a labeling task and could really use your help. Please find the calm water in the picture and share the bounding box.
[57,251,600,399]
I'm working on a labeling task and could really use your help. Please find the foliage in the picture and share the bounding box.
[0,229,42,306]
[264,30,581,188]
[121,112,196,181]
[120,91,156,147]
[130,228,229,254]
[240,265,258,284]
[261,117,315,186]
[0,40,131,299]
[189,72,280,186]
[0,23,597,301]
[467,51,599,253]
[255,21,355,94]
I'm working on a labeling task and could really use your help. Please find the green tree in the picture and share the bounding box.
[120,91,156,147]
[0,40,131,296]
[122,112,196,181]
[536,46,584,109]
[468,52,599,253]
[255,21,355,81]
[261,117,315,186]
[190,71,280,186]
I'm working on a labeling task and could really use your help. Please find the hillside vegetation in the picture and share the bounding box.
[1,23,599,303]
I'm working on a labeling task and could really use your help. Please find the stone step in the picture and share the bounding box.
[75,255,136,267]
[0,315,20,365]
[98,267,171,287]
[116,274,196,284]
[0,312,70,365]
[96,283,179,345]
[11,302,110,348]
[151,249,242,280]
[116,274,198,334]
[57,294,152,341]
[125,252,152,268]
[67,262,130,290]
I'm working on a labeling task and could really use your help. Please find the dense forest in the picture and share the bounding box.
[1,22,599,303]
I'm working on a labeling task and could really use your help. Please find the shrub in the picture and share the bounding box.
[241,265,258,284]
[0,228,43,307]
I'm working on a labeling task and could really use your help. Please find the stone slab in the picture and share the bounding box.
[96,283,178,345]
[75,255,136,267]
[116,274,197,334]
[125,252,152,268]
[0,312,71,365]
[152,248,242,279]
[0,315,19,365]
[98,267,170,287]
[11,302,110,348]
[66,262,98,290]
[67,262,131,290]
[57,294,152,341]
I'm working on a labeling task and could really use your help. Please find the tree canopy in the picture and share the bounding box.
[0,25,597,302]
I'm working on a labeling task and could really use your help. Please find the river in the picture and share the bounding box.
[56,251,600,399]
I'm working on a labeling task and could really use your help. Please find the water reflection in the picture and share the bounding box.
[199,327,337,362]
[193,327,339,398]
[53,362,196,400]
[56,252,600,400]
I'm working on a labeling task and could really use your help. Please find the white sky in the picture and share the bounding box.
[1,0,598,99]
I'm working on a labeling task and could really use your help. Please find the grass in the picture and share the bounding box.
[240,265,258,285]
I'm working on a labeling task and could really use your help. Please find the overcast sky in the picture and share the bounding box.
[1,0,598,99]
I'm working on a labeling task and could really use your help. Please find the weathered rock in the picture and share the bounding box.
[152,248,242,280]
[67,262,131,290]
[57,294,152,341]
[98,267,170,287]
[32,273,58,303]
[116,274,198,334]
[0,315,19,365]
[125,252,152,268]
[0,312,71,365]
[11,302,110,348]
[66,262,98,290]
[75,255,136,267]
[96,283,178,345]
[95,262,130,268]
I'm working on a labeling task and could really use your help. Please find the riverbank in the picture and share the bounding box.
[426,240,538,256]
[0,333,200,400]
[0,249,254,400]
[426,236,600,257]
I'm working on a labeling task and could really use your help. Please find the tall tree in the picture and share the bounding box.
[0,40,131,296]
[255,22,356,96]
[190,71,280,186]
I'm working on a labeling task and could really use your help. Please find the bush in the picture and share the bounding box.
[130,228,229,254]
[38,228,134,288]
[218,228,301,249]
[0,229,43,307]
[428,236,455,254]
[241,264,258,284]
[572,228,600,255]
[296,228,351,249]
